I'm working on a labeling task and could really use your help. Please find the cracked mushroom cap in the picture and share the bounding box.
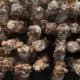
[0,57,14,72]
[53,61,68,79]
[7,20,24,33]
[33,56,49,71]
[14,63,32,79]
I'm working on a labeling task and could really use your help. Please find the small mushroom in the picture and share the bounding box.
[53,40,66,61]
[67,41,80,53]
[32,39,48,52]
[17,45,36,63]
[57,23,70,40]
[70,23,80,34]
[72,59,80,76]
[27,25,42,44]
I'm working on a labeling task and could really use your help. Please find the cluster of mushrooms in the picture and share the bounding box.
[0,0,80,80]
